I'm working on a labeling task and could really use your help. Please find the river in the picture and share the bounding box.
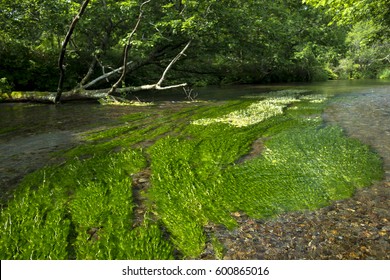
[1,80,390,203]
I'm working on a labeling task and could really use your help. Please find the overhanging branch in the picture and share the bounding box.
[156,40,191,88]
[81,61,133,89]
[115,40,192,93]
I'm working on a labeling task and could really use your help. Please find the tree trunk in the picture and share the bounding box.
[0,89,108,103]
[79,0,114,87]
[0,82,188,103]
[1,39,191,103]
[56,0,90,104]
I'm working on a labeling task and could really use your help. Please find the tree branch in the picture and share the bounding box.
[107,0,151,96]
[156,40,191,88]
[81,61,133,89]
[80,41,190,90]
[114,40,192,94]
[80,16,113,86]
[116,82,188,93]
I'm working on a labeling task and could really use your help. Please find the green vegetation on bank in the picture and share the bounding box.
[0,90,383,259]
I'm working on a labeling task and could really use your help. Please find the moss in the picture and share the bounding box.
[0,91,52,101]
[10,91,24,98]
[34,91,51,97]
[0,93,9,101]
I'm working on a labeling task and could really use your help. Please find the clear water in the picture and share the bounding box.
[324,90,390,181]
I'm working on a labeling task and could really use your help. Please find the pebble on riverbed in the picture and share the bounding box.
[201,182,389,260]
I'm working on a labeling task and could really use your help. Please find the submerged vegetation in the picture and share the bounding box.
[0,90,383,259]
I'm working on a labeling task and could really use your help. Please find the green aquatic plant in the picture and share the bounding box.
[192,97,297,127]
[147,92,382,257]
[0,170,71,259]
[0,149,174,259]
[300,93,329,103]
[225,126,383,218]
[210,234,225,260]
[147,122,383,257]
[191,90,321,127]
[0,90,384,259]
[64,103,214,158]
[98,97,155,107]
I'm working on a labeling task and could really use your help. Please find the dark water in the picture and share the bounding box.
[1,80,390,201]
[0,101,153,201]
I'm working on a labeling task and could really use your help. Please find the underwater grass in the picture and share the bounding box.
[64,102,217,158]
[0,149,174,259]
[0,102,215,260]
[0,90,384,259]
[0,127,19,135]
[225,126,383,218]
[147,91,382,257]
[0,176,70,259]
[149,122,382,257]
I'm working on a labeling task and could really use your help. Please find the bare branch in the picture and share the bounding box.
[109,41,192,94]
[116,82,188,93]
[156,40,192,87]
[156,83,188,90]
[112,41,192,94]
[380,54,390,63]
[183,86,198,101]
[107,0,151,95]
[82,61,133,89]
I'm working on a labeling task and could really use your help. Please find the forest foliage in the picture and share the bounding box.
[0,0,389,93]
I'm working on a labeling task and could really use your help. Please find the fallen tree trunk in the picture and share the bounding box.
[0,89,108,103]
[1,39,191,103]
[0,82,188,103]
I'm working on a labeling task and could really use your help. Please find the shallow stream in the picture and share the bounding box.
[1,80,389,202]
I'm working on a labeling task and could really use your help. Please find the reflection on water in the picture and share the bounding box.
[1,80,390,201]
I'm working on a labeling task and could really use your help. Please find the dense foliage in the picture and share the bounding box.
[303,0,390,79]
[1,0,388,93]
